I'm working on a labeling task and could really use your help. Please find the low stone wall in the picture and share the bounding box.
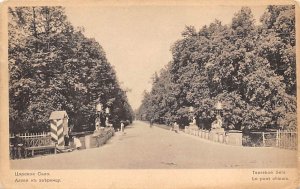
[227,131,243,146]
[185,127,242,146]
[77,127,115,149]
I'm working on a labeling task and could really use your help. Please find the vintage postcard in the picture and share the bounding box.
[0,0,299,188]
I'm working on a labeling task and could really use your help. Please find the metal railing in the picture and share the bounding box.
[277,130,297,150]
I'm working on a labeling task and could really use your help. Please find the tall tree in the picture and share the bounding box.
[9,6,134,133]
[138,6,296,131]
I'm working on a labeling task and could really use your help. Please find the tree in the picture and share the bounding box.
[259,5,295,95]
[9,6,134,133]
[138,6,296,131]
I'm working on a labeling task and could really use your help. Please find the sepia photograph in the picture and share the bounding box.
[0,0,298,188]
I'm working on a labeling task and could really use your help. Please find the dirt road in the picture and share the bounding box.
[11,121,297,169]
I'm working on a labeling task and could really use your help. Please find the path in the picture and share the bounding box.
[11,121,297,169]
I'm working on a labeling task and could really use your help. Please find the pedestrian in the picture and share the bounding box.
[64,134,70,146]
[121,121,125,132]
[12,134,25,159]
[95,116,101,131]
[150,118,154,128]
[173,122,179,133]
[73,136,82,150]
[105,117,112,127]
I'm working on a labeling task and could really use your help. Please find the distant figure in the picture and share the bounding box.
[11,134,25,159]
[105,117,109,127]
[95,116,101,131]
[150,118,154,128]
[105,117,112,127]
[64,134,70,146]
[173,122,179,133]
[73,136,82,150]
[192,116,196,125]
[211,115,222,129]
[121,121,125,132]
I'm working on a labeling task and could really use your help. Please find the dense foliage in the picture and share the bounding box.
[137,6,296,131]
[9,7,134,133]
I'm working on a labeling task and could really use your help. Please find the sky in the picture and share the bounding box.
[65,5,267,110]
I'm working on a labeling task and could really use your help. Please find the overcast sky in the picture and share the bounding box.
[65,5,267,110]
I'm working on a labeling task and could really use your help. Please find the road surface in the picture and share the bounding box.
[11,121,297,169]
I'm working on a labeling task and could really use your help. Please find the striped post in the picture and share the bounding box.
[50,119,65,146]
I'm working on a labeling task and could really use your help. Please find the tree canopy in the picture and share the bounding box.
[136,6,296,131]
[9,6,134,133]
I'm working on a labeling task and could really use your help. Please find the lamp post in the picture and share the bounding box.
[189,106,196,124]
[105,107,110,114]
[105,107,111,127]
[215,101,223,116]
[214,101,223,130]
[96,103,103,113]
[95,101,103,130]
